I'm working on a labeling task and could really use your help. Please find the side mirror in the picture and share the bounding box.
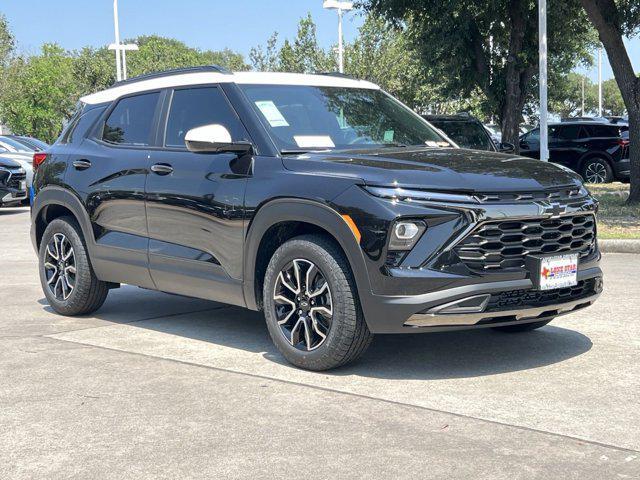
[499,142,515,153]
[184,124,252,154]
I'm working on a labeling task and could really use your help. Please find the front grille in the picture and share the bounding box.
[454,214,596,272]
[486,279,597,312]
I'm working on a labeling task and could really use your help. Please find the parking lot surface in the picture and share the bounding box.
[1,206,639,479]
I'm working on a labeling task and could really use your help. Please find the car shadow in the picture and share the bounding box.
[39,286,593,381]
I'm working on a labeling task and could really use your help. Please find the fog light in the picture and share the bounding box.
[389,220,426,251]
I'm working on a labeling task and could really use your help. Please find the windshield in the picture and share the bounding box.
[0,136,33,152]
[239,85,449,152]
[430,120,494,151]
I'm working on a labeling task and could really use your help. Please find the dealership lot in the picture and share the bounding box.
[1,206,639,479]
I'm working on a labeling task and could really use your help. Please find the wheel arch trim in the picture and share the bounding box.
[31,186,96,254]
[242,198,372,311]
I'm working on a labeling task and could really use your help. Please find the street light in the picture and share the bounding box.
[108,43,139,80]
[111,0,138,81]
[539,0,549,161]
[323,0,353,73]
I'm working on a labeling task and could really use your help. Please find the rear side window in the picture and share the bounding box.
[556,125,580,140]
[584,124,618,138]
[164,87,247,147]
[102,92,160,146]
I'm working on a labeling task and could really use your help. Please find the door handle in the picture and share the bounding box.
[72,159,91,170]
[151,163,174,175]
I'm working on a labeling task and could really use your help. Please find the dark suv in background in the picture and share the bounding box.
[519,121,630,183]
[31,67,602,370]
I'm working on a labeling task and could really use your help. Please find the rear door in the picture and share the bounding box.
[65,91,163,288]
[144,85,252,306]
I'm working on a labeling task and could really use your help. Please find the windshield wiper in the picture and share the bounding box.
[280,149,310,155]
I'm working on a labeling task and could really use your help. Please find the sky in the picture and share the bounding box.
[1,0,639,81]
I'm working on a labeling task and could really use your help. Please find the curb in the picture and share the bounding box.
[599,239,640,254]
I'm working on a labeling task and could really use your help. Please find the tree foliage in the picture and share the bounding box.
[0,31,249,142]
[361,0,596,148]
[579,0,640,202]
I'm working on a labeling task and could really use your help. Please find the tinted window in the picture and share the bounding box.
[164,87,246,147]
[430,120,493,151]
[556,125,581,140]
[584,124,618,138]
[103,92,160,145]
[525,128,540,141]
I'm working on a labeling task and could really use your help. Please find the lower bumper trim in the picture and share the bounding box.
[405,293,600,328]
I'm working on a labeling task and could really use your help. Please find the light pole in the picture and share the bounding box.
[113,0,122,81]
[598,47,603,117]
[539,0,549,161]
[323,0,353,73]
[110,0,138,81]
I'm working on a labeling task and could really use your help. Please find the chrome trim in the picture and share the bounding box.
[405,292,600,328]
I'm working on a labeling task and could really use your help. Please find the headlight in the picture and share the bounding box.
[389,220,426,251]
[364,186,478,204]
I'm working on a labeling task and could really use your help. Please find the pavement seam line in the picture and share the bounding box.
[44,333,640,455]
[1,306,230,339]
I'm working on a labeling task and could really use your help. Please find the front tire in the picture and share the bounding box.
[263,234,373,371]
[39,217,109,316]
[492,319,553,333]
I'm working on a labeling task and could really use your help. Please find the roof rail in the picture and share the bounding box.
[111,65,232,87]
[317,71,357,79]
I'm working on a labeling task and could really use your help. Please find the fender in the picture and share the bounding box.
[578,151,614,170]
[242,198,373,311]
[31,186,97,255]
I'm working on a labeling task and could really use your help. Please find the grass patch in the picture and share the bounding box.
[587,182,640,239]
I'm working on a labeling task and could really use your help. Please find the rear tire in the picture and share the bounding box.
[39,216,109,316]
[581,157,613,184]
[263,234,373,371]
[492,319,553,333]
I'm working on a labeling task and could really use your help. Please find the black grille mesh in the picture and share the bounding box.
[487,279,596,311]
[455,214,596,272]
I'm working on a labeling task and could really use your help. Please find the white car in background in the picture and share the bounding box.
[0,136,34,191]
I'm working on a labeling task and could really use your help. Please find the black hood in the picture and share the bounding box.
[282,147,582,192]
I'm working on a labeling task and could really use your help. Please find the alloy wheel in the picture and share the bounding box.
[44,233,76,301]
[272,259,333,351]
[584,162,608,184]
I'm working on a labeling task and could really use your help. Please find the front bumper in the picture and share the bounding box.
[1,189,28,205]
[332,186,602,334]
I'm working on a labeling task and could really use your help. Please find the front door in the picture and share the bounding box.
[145,86,252,306]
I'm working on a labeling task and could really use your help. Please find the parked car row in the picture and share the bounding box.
[0,134,49,206]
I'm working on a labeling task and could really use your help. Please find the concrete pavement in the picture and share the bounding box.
[1,206,639,479]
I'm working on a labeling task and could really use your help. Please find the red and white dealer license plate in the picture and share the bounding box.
[537,253,579,291]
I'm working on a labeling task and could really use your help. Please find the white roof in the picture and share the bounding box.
[80,71,380,105]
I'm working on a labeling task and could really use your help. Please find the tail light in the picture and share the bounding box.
[33,152,48,171]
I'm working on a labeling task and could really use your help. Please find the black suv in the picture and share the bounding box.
[424,114,515,153]
[519,122,630,183]
[31,67,603,370]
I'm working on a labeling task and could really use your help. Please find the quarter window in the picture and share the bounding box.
[164,87,246,148]
[102,92,160,146]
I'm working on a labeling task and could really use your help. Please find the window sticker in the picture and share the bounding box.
[383,130,395,142]
[255,100,289,127]
[294,135,336,148]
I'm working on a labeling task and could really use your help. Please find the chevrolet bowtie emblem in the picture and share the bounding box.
[542,202,565,218]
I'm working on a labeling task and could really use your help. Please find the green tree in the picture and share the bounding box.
[549,72,597,118]
[362,0,596,150]
[580,0,640,202]
[250,14,334,73]
[0,44,77,142]
[601,77,626,116]
[0,13,14,65]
